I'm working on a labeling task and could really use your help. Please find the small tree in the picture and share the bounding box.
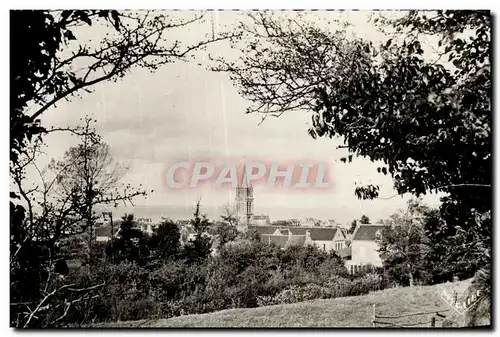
[221,203,239,227]
[10,120,147,327]
[210,222,239,252]
[48,117,137,248]
[360,215,370,224]
[377,199,431,286]
[107,214,150,264]
[348,220,357,235]
[184,200,212,262]
[149,219,181,260]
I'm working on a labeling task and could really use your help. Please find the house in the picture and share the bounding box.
[178,224,212,246]
[94,216,159,242]
[176,219,191,226]
[304,227,347,252]
[252,214,271,226]
[339,246,352,260]
[248,225,347,253]
[344,223,385,274]
[179,225,197,244]
[259,228,305,249]
[95,224,120,242]
[136,217,157,235]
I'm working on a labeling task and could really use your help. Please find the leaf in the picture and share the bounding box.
[385,39,392,48]
[64,30,76,41]
[61,10,73,22]
[79,12,92,26]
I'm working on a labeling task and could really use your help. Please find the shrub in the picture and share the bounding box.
[52,229,390,325]
[257,272,386,307]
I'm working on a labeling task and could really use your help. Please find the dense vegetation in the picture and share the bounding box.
[52,210,386,325]
[36,197,484,326]
[215,9,491,324]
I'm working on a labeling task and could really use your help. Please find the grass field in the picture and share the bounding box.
[91,279,473,328]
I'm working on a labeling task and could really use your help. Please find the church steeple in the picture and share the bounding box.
[235,162,254,231]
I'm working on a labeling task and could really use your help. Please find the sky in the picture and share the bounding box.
[33,11,443,224]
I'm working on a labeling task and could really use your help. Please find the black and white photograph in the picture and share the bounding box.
[8,7,492,328]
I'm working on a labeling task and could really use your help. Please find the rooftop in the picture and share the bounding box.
[309,228,338,241]
[267,235,289,249]
[352,224,386,241]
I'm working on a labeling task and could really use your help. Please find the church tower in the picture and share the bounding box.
[235,163,254,231]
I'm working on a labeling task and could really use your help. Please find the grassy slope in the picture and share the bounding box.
[94,280,471,328]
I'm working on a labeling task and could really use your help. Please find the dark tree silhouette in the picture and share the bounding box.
[184,200,212,262]
[149,219,182,260]
[360,215,370,224]
[348,220,357,235]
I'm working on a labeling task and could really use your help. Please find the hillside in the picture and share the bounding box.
[92,280,475,328]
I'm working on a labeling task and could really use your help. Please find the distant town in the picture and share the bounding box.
[94,174,383,275]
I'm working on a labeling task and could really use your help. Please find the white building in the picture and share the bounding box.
[252,214,271,226]
[344,223,385,274]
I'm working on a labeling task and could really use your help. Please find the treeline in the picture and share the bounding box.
[20,199,491,327]
[45,204,387,326]
[375,199,491,289]
[13,199,490,327]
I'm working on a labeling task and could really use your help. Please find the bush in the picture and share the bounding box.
[257,272,386,307]
[51,230,391,326]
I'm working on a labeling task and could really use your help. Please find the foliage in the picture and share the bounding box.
[11,10,118,167]
[106,214,151,264]
[183,200,212,262]
[348,215,370,234]
[215,12,491,318]
[215,10,491,237]
[360,215,370,224]
[50,233,376,325]
[377,199,431,286]
[46,117,145,247]
[220,203,240,227]
[271,219,300,227]
[209,221,239,252]
[465,267,491,326]
[348,220,357,234]
[10,119,146,327]
[11,10,234,168]
[377,199,489,288]
[148,219,182,260]
[216,10,491,205]
[10,11,236,326]
[257,272,385,306]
